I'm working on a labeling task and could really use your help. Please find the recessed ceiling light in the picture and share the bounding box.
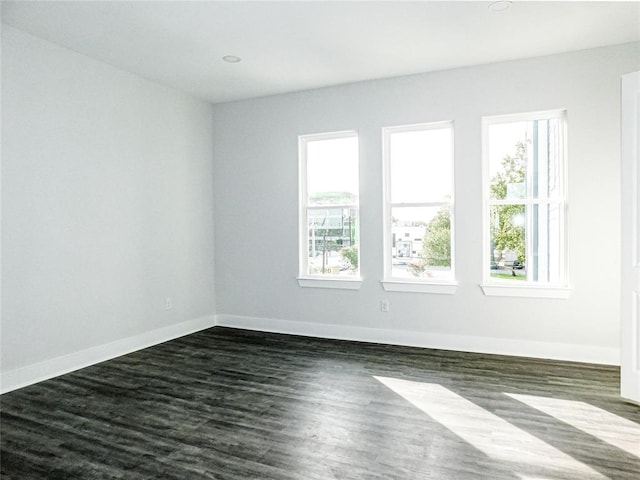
[222,55,242,64]
[489,1,512,13]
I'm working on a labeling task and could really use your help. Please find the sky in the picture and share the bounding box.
[389,127,453,204]
[305,122,528,207]
[488,120,530,177]
[306,136,359,198]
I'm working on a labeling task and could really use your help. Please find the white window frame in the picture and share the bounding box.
[297,130,362,290]
[381,122,457,294]
[481,110,570,299]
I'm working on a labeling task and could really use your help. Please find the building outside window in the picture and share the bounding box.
[299,131,360,280]
[482,110,568,294]
[382,122,455,286]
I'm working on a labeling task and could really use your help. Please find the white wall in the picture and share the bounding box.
[1,26,215,390]
[212,42,640,364]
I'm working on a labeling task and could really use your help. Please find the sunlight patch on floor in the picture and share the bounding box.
[374,376,607,480]
[506,393,640,458]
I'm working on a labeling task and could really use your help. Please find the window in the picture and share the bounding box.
[482,110,569,298]
[382,122,456,293]
[298,131,361,289]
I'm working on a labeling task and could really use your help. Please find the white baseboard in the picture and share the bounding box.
[215,314,620,366]
[2,313,618,395]
[1,315,216,394]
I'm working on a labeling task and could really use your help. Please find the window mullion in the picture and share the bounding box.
[390,201,451,208]
[526,132,534,283]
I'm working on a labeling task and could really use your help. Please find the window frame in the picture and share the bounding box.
[297,130,362,289]
[381,121,457,294]
[481,110,570,298]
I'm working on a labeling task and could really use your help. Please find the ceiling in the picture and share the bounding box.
[2,1,639,104]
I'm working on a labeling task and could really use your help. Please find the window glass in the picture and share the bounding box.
[485,112,566,285]
[390,128,453,203]
[384,123,454,282]
[300,133,360,277]
[307,137,359,205]
[390,206,452,279]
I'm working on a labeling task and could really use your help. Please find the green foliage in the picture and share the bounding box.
[340,246,358,270]
[422,207,451,267]
[491,272,526,281]
[491,205,525,264]
[490,142,527,264]
[490,142,526,199]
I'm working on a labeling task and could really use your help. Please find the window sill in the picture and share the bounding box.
[381,279,458,294]
[480,283,571,299]
[297,277,363,290]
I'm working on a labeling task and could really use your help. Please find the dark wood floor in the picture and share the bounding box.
[1,327,638,479]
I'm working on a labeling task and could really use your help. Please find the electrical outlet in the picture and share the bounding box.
[380,299,390,312]
[165,297,173,310]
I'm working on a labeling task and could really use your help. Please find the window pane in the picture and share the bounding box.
[307,207,358,276]
[488,122,527,201]
[536,119,563,200]
[390,127,452,203]
[489,204,526,281]
[488,119,562,201]
[489,203,562,283]
[391,206,452,279]
[530,203,562,283]
[307,136,359,205]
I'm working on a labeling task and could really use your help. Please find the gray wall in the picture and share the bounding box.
[212,42,640,363]
[1,26,215,377]
[2,20,638,389]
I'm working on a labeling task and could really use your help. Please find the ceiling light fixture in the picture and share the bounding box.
[222,55,242,64]
[489,1,512,13]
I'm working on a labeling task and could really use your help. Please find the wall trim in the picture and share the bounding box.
[1,315,216,394]
[2,312,619,395]
[215,314,619,366]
